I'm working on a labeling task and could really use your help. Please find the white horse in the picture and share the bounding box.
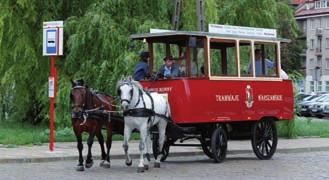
[116,77,169,173]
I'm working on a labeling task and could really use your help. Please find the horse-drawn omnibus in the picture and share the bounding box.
[130,25,294,163]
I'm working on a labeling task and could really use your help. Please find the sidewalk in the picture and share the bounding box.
[0,138,329,163]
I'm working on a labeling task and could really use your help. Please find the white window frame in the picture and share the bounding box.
[321,0,326,8]
[311,19,315,30]
[326,81,329,92]
[310,81,315,92]
[310,39,315,49]
[316,1,321,9]
[318,81,322,92]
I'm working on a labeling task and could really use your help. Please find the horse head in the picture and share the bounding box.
[70,79,88,118]
[116,76,141,111]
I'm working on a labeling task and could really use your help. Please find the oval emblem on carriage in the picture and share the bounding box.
[245,85,253,108]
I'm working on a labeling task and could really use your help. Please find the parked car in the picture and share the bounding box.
[310,95,329,118]
[299,94,328,117]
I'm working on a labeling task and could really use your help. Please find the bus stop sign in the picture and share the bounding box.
[43,21,63,56]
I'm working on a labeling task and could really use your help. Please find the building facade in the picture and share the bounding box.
[295,0,329,93]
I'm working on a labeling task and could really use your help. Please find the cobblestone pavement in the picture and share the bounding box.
[0,151,328,180]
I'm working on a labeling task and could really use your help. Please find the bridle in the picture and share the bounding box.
[71,85,89,110]
[117,82,141,108]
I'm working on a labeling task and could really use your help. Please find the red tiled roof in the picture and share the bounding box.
[291,0,313,5]
[295,7,329,17]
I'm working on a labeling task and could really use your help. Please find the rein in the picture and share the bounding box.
[71,85,119,125]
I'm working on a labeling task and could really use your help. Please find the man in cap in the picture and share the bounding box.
[156,56,180,79]
[133,51,150,81]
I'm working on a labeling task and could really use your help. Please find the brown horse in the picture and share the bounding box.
[70,79,123,171]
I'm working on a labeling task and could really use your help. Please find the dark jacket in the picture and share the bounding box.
[133,60,149,81]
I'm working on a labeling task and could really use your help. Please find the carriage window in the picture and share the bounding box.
[210,39,237,76]
[152,43,181,75]
[254,42,278,77]
[240,41,252,77]
[189,37,205,77]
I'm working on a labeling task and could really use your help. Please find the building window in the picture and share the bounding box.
[310,81,315,92]
[318,81,322,92]
[310,39,315,49]
[317,56,322,67]
[321,0,326,8]
[326,38,329,48]
[316,1,321,8]
[311,19,315,29]
[326,58,329,69]
[326,81,329,92]
[317,37,322,50]
[327,18,329,28]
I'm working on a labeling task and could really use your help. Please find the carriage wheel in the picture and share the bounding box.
[200,134,213,159]
[152,133,170,162]
[211,127,227,163]
[251,118,278,160]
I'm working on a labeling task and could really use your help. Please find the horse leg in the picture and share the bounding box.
[123,124,132,166]
[85,133,95,168]
[75,133,84,171]
[137,123,147,173]
[102,124,113,168]
[155,121,167,168]
[144,127,152,171]
[96,131,107,167]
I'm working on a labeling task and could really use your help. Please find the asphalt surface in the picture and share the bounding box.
[0,151,328,180]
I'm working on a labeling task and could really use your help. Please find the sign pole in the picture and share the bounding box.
[43,20,63,152]
[49,56,56,151]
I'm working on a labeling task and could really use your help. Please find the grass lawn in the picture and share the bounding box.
[1,116,329,146]
[0,121,132,146]
[277,116,329,138]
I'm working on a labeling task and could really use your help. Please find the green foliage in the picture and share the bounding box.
[0,0,304,129]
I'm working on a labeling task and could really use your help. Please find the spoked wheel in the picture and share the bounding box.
[211,127,227,163]
[152,133,170,162]
[251,118,278,160]
[200,134,213,159]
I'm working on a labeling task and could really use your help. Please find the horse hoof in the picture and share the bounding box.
[137,167,145,173]
[154,162,160,168]
[101,161,111,169]
[76,165,85,171]
[85,160,94,169]
[100,160,105,167]
[126,160,132,166]
[145,153,151,161]
[144,164,149,170]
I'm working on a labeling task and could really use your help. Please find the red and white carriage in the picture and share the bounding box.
[130,25,294,162]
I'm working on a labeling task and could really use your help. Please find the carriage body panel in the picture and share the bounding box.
[141,78,294,124]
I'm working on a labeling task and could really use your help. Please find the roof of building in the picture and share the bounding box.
[295,7,329,17]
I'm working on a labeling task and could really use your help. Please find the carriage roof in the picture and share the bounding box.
[130,31,290,43]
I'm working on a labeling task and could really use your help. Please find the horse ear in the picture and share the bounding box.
[71,79,75,87]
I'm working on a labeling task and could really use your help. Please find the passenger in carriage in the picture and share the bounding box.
[248,49,274,76]
[156,56,181,79]
[133,51,150,81]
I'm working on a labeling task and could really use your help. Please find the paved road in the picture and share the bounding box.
[0,151,329,180]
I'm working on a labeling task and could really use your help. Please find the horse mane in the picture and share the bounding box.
[116,76,143,91]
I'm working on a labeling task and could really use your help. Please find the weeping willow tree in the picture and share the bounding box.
[0,0,302,128]
[0,0,173,126]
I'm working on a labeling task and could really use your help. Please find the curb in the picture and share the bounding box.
[1,146,329,164]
